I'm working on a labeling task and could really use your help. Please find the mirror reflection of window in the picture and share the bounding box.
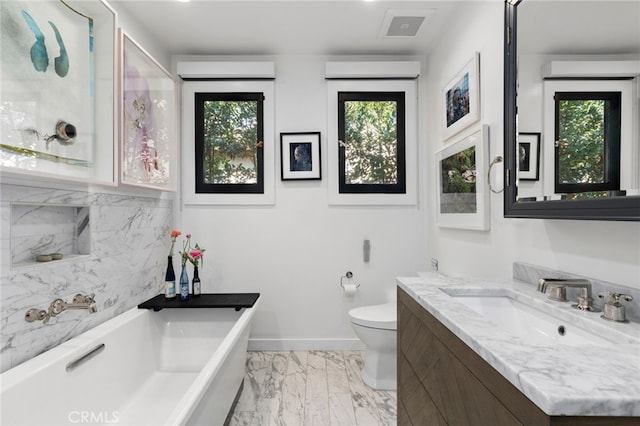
[554,91,621,196]
[514,0,639,206]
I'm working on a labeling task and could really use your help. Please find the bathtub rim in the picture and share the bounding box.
[1,298,261,426]
[0,308,145,391]
[160,297,260,425]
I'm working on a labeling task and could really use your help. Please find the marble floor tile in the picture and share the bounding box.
[229,351,397,426]
[280,351,307,426]
[304,351,331,425]
[343,351,383,424]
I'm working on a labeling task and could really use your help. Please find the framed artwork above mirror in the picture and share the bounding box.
[503,0,640,221]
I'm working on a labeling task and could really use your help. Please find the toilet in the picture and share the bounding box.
[348,302,397,390]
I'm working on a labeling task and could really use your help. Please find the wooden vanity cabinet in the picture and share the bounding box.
[397,287,639,426]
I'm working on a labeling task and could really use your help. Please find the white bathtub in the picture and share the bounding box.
[1,300,259,426]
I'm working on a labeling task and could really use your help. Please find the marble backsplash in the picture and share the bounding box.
[513,262,640,322]
[0,183,173,372]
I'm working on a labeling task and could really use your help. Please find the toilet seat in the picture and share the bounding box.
[349,302,397,330]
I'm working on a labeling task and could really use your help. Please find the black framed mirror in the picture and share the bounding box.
[503,0,640,221]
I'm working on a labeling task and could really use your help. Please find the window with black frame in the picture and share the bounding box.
[554,91,621,197]
[337,91,406,194]
[194,92,264,194]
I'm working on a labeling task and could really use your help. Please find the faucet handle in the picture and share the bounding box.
[72,293,95,304]
[598,292,633,303]
[25,308,48,323]
[50,299,66,314]
[598,292,633,323]
[617,293,632,303]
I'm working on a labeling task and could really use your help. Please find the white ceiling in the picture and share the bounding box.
[111,0,639,57]
[110,0,463,56]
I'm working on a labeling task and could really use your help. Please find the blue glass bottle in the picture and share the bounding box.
[179,264,189,301]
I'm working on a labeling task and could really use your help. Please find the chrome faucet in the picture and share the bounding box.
[537,278,598,311]
[25,293,97,324]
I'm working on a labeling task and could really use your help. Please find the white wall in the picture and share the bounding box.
[425,2,640,288]
[109,2,170,70]
[174,54,428,349]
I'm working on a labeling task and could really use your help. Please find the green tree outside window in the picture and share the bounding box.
[344,100,398,185]
[202,100,258,184]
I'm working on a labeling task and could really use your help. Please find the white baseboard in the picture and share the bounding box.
[248,338,365,352]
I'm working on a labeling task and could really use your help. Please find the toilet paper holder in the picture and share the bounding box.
[340,271,360,290]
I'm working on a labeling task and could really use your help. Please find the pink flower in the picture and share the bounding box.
[178,234,206,267]
[187,243,206,267]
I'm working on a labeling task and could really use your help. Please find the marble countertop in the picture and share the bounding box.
[397,272,640,417]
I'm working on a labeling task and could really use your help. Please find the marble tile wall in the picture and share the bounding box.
[513,262,640,322]
[0,183,173,372]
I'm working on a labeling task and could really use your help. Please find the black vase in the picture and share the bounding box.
[165,256,176,299]
[192,266,201,297]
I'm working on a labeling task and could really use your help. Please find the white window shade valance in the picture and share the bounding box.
[177,61,275,79]
[542,60,640,78]
[325,61,420,79]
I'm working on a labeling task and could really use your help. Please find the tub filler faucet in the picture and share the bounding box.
[537,278,598,312]
[25,293,97,324]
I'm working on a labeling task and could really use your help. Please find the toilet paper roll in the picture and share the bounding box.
[343,284,358,295]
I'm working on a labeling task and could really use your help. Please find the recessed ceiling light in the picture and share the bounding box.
[177,0,190,3]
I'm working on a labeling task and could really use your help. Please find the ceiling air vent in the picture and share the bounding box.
[379,9,436,38]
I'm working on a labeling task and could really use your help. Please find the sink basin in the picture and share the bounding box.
[440,289,617,346]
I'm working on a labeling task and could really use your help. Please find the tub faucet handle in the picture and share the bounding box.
[72,293,95,304]
[25,308,48,323]
[44,298,66,324]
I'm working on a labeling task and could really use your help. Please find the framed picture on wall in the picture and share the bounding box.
[442,52,480,140]
[280,132,321,180]
[120,30,177,191]
[435,125,490,231]
[0,0,116,184]
[518,132,540,181]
